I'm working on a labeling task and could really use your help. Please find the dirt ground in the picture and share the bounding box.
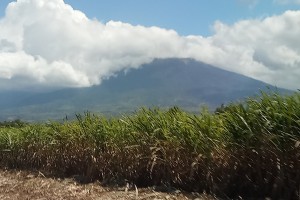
[0,169,215,200]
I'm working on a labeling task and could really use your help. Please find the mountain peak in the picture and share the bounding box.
[0,58,290,121]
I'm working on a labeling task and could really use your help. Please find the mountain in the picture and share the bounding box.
[0,58,291,121]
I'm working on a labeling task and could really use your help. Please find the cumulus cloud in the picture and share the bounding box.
[0,0,299,90]
[210,11,300,89]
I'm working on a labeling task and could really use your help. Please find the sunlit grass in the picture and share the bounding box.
[0,92,299,199]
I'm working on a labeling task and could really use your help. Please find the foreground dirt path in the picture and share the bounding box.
[0,169,215,200]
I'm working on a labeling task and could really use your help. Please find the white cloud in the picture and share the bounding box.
[0,0,300,90]
[209,11,300,89]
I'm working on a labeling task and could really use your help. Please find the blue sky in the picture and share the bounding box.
[53,0,300,36]
[1,0,300,36]
[63,0,300,36]
[0,0,300,90]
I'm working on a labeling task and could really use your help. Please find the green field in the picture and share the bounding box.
[0,92,299,199]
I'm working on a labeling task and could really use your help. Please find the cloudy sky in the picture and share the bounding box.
[0,0,299,91]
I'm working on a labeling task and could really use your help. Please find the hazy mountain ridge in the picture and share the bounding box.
[0,58,291,121]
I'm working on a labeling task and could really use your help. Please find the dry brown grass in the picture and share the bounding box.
[0,169,215,200]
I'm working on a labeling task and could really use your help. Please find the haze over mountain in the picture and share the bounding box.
[0,58,291,121]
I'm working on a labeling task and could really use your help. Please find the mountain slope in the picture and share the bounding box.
[0,58,290,121]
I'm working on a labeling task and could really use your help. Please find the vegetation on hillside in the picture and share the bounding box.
[0,119,28,128]
[0,92,299,199]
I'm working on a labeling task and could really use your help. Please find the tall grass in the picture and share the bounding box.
[0,92,299,199]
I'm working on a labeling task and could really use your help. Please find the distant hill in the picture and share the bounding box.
[0,58,291,121]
